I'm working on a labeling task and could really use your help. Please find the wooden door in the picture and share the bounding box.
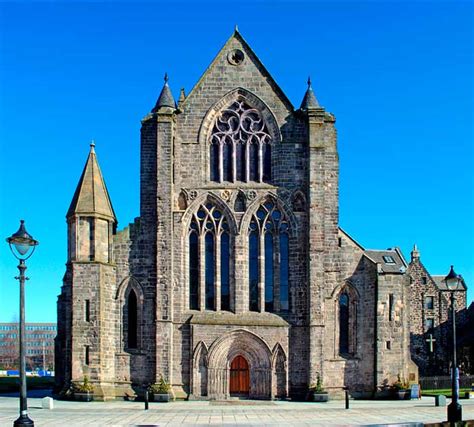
[229,355,249,395]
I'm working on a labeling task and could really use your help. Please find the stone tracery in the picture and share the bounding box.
[210,101,272,183]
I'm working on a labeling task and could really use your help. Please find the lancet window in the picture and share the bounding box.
[248,199,290,312]
[210,101,272,183]
[337,286,357,356]
[189,201,231,311]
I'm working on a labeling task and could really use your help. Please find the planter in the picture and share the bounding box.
[396,390,409,400]
[311,392,329,402]
[153,393,170,402]
[74,392,93,402]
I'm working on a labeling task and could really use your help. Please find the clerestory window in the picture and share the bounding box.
[209,101,272,183]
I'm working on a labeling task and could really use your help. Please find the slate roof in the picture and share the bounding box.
[364,248,407,274]
[67,143,116,221]
[300,77,320,110]
[152,74,176,111]
[431,275,467,291]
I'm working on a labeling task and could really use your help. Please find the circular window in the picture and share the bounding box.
[228,49,245,66]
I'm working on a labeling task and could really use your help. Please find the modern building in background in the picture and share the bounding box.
[0,322,56,370]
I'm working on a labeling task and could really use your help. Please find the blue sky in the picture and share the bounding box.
[0,1,472,322]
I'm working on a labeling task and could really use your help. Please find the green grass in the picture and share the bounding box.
[0,376,55,393]
[422,388,471,397]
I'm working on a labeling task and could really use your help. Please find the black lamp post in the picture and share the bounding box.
[444,265,462,424]
[6,220,39,427]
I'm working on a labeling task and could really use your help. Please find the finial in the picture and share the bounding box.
[234,24,239,32]
[307,76,312,88]
[90,140,95,153]
[164,72,169,84]
[411,243,420,261]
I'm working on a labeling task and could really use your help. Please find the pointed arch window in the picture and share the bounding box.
[339,292,349,354]
[127,289,138,349]
[210,101,272,183]
[248,198,290,313]
[188,200,232,311]
[337,287,357,356]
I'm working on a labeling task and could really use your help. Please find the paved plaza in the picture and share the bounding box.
[0,395,473,426]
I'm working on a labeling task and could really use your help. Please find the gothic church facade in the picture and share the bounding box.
[56,30,418,400]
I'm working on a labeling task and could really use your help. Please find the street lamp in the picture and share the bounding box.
[6,220,39,427]
[444,265,463,424]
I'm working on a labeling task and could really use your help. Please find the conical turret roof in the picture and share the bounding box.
[152,73,176,112]
[300,77,320,110]
[67,142,116,221]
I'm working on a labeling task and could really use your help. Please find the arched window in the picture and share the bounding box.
[339,292,349,354]
[337,286,357,356]
[264,232,274,312]
[210,101,272,183]
[188,200,231,311]
[189,230,199,310]
[127,290,138,349]
[279,233,289,311]
[205,233,215,310]
[248,198,290,313]
[249,225,259,312]
[221,232,230,311]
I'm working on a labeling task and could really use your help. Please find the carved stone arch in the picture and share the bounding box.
[271,342,287,367]
[331,281,359,358]
[291,190,307,213]
[271,343,287,399]
[206,329,272,399]
[177,191,187,211]
[115,276,144,351]
[330,280,360,300]
[181,191,238,237]
[240,192,297,236]
[115,276,145,302]
[234,190,247,213]
[192,341,209,397]
[198,87,282,147]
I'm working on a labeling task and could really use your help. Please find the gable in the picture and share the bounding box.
[177,30,297,147]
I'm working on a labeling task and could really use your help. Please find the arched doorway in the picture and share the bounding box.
[229,355,250,396]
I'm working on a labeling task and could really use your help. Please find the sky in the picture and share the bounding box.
[0,1,472,323]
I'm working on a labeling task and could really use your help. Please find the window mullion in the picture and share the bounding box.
[215,233,221,311]
[258,142,263,183]
[218,143,223,183]
[258,232,265,312]
[274,232,281,312]
[199,233,206,310]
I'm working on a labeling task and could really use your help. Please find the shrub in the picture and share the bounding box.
[74,376,94,393]
[309,374,326,393]
[149,375,171,394]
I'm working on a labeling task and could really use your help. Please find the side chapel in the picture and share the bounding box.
[55,29,419,400]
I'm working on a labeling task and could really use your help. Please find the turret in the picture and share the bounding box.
[66,142,117,264]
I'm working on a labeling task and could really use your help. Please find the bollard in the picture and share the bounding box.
[144,390,149,410]
[345,389,349,409]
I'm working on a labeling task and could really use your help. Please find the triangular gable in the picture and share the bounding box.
[183,29,294,112]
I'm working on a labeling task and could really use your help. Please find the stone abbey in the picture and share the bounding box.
[55,30,467,400]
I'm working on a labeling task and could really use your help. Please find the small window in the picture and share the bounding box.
[425,318,434,332]
[422,276,427,285]
[388,294,394,321]
[85,346,90,365]
[383,255,396,264]
[338,237,342,247]
[85,299,90,322]
[386,341,391,350]
[424,296,434,310]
